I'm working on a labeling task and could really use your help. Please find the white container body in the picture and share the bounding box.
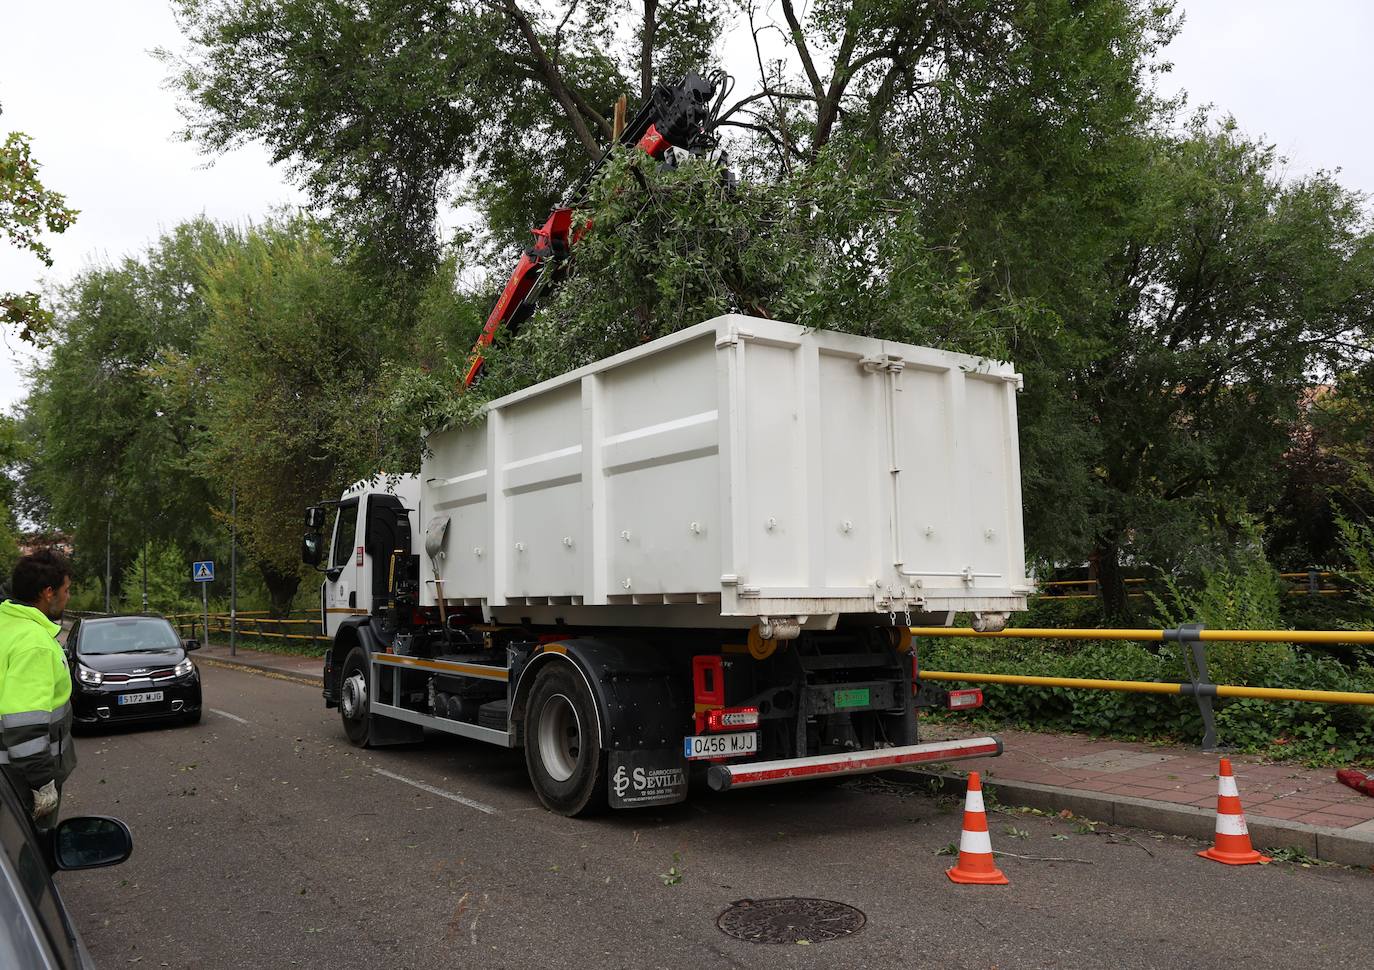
[420,315,1029,630]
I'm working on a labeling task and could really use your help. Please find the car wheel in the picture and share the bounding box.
[523,662,606,816]
[183,707,202,726]
[339,646,372,748]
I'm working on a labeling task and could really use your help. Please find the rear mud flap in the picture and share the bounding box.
[608,749,689,809]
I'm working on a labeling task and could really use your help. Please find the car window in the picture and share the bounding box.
[78,618,180,655]
[0,778,78,968]
[331,500,359,569]
[0,856,58,969]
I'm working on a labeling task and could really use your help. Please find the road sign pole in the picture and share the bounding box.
[230,486,237,657]
[202,579,210,649]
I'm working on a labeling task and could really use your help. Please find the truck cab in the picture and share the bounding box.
[319,477,420,639]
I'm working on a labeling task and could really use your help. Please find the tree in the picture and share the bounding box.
[946,116,1374,619]
[20,221,230,601]
[119,541,197,615]
[184,217,417,615]
[1,103,78,342]
[161,0,725,273]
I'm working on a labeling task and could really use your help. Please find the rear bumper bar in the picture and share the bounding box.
[706,735,1002,792]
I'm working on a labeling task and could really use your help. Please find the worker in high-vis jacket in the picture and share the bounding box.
[0,549,76,828]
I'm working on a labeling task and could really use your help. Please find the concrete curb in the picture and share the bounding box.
[897,768,1374,869]
[199,655,323,688]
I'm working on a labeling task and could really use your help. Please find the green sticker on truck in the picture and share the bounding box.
[834,688,870,709]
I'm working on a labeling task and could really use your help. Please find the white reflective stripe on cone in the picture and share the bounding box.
[1218,775,1239,797]
[959,829,993,855]
[965,790,985,813]
[1216,813,1249,836]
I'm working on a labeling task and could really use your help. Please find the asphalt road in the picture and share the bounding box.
[56,662,1372,970]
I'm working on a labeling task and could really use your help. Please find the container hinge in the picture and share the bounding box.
[716,326,754,349]
[860,353,906,375]
[720,574,741,586]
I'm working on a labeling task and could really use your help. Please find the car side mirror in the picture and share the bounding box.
[183,638,201,652]
[302,532,324,567]
[51,816,133,870]
[305,506,326,529]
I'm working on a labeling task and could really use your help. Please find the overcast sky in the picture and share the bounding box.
[2,1,1372,414]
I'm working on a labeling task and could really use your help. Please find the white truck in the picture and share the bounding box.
[303,315,1030,815]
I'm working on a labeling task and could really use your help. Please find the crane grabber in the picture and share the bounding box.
[461,69,733,387]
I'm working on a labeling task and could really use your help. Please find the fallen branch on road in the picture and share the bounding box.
[993,851,1094,864]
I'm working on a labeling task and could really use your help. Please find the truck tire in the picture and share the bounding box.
[339,645,372,747]
[523,663,606,817]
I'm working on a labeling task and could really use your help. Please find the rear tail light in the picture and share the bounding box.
[947,689,983,710]
[706,707,759,731]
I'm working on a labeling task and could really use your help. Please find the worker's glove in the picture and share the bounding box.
[31,781,58,820]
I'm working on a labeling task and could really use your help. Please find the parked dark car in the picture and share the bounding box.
[0,770,134,969]
[66,616,202,728]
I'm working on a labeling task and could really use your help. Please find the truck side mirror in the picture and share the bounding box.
[302,532,324,567]
[305,506,326,529]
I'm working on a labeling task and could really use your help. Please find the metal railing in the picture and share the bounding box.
[911,624,1374,750]
[166,612,327,648]
[1038,571,1345,600]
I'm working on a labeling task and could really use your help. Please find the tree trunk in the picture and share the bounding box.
[260,563,301,620]
[640,0,659,103]
[1093,536,1130,624]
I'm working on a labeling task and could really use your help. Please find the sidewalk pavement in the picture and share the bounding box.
[913,721,1374,868]
[188,639,1374,867]
[195,641,324,685]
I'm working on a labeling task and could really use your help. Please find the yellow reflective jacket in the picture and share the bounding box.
[0,600,77,790]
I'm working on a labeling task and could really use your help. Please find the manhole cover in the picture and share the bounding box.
[717,897,866,944]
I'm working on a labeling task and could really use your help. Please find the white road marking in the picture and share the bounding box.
[209,708,250,725]
[371,768,498,816]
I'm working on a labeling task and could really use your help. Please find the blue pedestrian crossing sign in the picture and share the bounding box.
[192,561,215,583]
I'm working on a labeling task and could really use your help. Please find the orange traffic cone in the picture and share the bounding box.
[1198,758,1270,866]
[946,771,1009,885]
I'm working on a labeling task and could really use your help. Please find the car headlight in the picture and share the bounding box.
[174,658,195,678]
[77,665,103,686]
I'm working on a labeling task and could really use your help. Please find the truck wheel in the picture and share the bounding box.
[524,663,606,816]
[339,646,372,747]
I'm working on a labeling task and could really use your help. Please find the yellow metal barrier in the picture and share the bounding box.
[910,627,1374,645]
[919,670,1374,705]
[912,622,1374,748]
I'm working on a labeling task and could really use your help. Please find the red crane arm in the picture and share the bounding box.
[462,70,725,388]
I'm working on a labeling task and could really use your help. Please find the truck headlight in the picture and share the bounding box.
[174,658,195,678]
[77,665,103,686]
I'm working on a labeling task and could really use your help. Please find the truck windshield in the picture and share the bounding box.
[331,501,358,569]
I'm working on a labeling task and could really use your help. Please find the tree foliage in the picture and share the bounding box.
[20,221,229,596]
[182,217,430,613]
[1,108,78,341]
